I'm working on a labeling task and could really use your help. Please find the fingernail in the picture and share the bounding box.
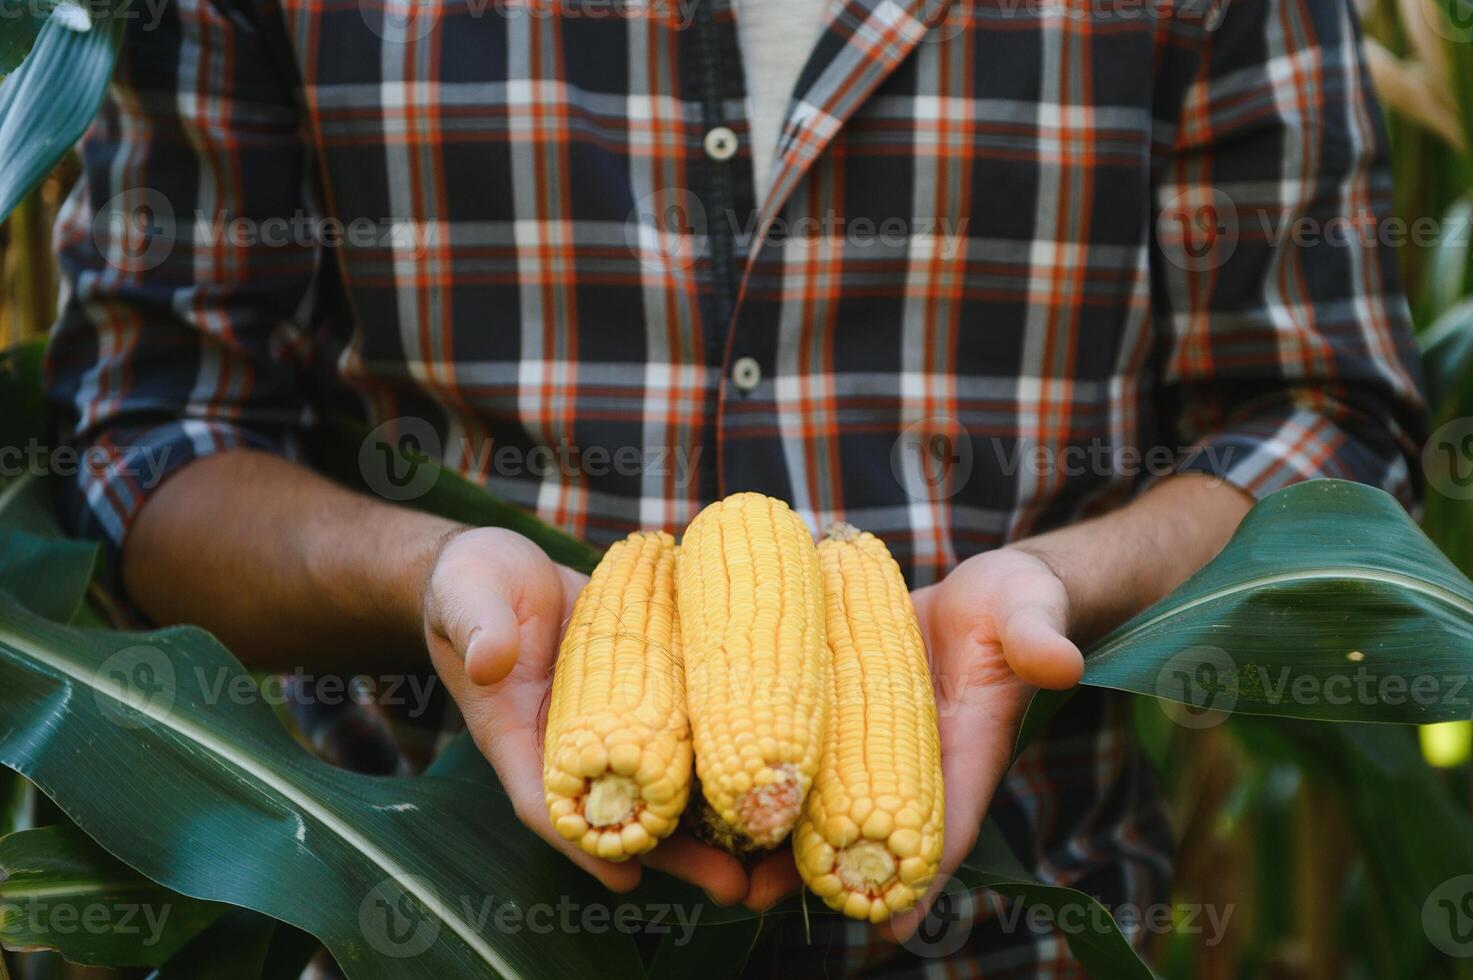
[465,625,482,653]
[703,888,731,907]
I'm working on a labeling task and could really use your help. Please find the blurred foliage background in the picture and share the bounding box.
[1,0,1472,977]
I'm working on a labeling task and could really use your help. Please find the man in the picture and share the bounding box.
[47,0,1423,971]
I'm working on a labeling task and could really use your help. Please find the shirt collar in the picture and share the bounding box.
[745,0,958,265]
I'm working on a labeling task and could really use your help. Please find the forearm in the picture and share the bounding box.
[1011,473,1253,645]
[122,449,463,669]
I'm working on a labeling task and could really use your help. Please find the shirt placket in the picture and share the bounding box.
[683,0,757,354]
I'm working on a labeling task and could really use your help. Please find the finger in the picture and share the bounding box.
[744,851,802,911]
[935,714,994,886]
[486,722,643,893]
[557,566,590,626]
[541,825,643,893]
[463,599,522,685]
[880,871,948,943]
[639,834,748,906]
[996,597,1083,690]
[544,827,643,893]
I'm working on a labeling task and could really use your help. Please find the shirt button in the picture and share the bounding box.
[731,356,762,392]
[703,125,738,162]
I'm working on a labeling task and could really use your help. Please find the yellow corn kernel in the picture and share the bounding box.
[677,493,830,851]
[796,523,944,921]
[543,531,692,860]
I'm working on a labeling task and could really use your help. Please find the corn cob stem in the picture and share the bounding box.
[543,531,692,860]
[583,775,640,827]
[796,522,944,921]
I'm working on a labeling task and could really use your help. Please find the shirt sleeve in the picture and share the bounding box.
[1152,0,1427,505]
[45,0,320,563]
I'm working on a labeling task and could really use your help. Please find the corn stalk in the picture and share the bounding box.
[0,190,57,344]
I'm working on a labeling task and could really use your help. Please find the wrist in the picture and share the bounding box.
[305,502,466,657]
[1006,474,1252,644]
[407,522,471,634]
[1001,541,1087,638]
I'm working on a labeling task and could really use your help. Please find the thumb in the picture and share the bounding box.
[995,575,1083,690]
[426,574,523,685]
[462,599,523,685]
[424,531,572,686]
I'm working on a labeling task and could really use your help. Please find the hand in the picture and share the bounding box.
[744,548,1083,929]
[422,527,747,902]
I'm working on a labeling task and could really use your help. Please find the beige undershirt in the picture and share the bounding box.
[735,0,828,203]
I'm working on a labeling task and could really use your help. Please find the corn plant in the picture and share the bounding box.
[4,1,1473,978]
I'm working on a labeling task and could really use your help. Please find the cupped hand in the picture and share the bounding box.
[744,548,1083,931]
[421,527,746,903]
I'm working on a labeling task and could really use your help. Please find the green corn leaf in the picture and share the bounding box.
[1085,480,1473,724]
[0,770,28,838]
[0,339,47,456]
[146,907,319,980]
[1419,196,1473,326]
[146,908,281,980]
[1419,287,1473,580]
[0,529,96,622]
[644,913,764,980]
[0,824,226,966]
[0,341,99,620]
[1419,295,1473,412]
[0,0,123,223]
[0,590,648,980]
[1013,687,1073,761]
[1421,294,1473,583]
[0,0,56,77]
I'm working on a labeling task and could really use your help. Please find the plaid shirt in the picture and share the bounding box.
[47,0,1423,972]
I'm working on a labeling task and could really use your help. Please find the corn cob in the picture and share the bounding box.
[676,493,830,851]
[543,531,692,860]
[795,523,944,922]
